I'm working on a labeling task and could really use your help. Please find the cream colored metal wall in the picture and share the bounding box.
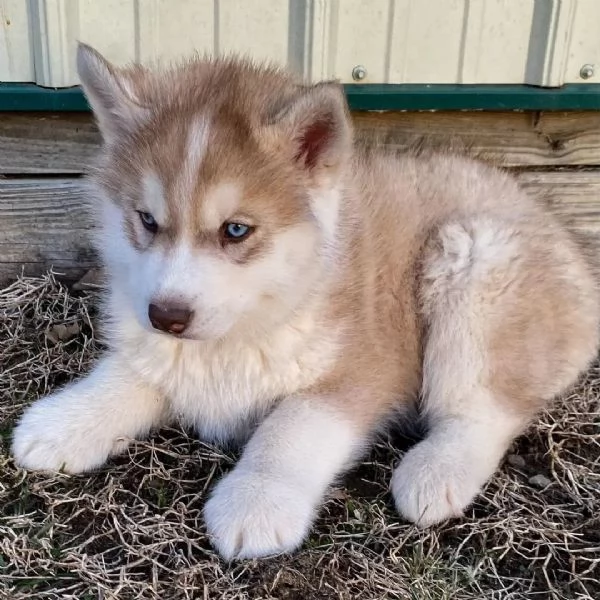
[0,0,35,82]
[1,0,598,87]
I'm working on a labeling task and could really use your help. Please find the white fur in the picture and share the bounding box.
[92,190,138,279]
[309,186,341,265]
[105,286,340,443]
[12,355,166,473]
[141,171,167,224]
[201,182,242,230]
[393,219,524,526]
[309,186,340,246]
[204,398,361,559]
[179,116,210,199]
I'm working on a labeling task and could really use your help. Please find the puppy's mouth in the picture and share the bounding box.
[145,321,227,343]
[146,324,196,341]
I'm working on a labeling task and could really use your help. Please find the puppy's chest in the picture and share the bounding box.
[130,327,339,442]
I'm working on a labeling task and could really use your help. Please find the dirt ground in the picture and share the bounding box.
[0,272,598,600]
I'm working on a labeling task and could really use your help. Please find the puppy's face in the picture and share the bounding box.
[78,44,352,340]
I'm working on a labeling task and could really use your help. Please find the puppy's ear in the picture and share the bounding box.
[77,43,148,144]
[262,82,352,176]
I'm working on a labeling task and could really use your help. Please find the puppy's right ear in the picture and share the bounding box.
[77,43,148,144]
[260,82,352,180]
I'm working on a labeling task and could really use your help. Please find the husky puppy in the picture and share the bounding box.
[12,43,599,560]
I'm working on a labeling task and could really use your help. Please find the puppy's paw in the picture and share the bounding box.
[12,393,122,474]
[391,439,483,527]
[204,467,316,560]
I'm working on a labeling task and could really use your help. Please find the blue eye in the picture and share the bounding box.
[223,222,253,242]
[138,211,158,233]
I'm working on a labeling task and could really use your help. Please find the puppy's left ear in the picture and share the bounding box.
[263,82,353,176]
[77,42,149,144]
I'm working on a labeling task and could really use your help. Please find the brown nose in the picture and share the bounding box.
[148,303,193,335]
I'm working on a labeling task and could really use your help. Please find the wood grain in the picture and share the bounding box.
[2,171,600,282]
[518,170,600,237]
[2,111,600,175]
[354,111,600,167]
[0,113,100,175]
[0,178,95,282]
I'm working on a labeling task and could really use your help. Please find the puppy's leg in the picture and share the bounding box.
[12,355,167,473]
[204,395,365,560]
[392,392,523,527]
[392,218,598,526]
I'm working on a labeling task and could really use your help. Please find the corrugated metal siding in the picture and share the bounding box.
[567,0,600,83]
[2,0,599,88]
[0,0,35,82]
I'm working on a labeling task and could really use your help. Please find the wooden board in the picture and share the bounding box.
[2,111,600,176]
[1,170,600,283]
[0,113,100,175]
[354,111,600,167]
[518,170,600,237]
[0,178,95,282]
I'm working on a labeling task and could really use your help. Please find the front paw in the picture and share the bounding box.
[204,467,317,560]
[391,439,483,527]
[12,393,121,474]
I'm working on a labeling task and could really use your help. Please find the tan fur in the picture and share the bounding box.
[12,43,600,560]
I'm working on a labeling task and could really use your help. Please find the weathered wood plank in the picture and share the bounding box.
[0,178,95,282]
[2,111,600,176]
[0,113,100,175]
[518,170,600,237]
[354,111,600,167]
[1,170,600,283]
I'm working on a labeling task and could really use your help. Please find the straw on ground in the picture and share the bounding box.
[1,272,598,600]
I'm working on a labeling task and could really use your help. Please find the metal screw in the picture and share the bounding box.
[352,65,367,81]
[580,64,594,79]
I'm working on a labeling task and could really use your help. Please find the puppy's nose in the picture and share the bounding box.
[148,303,193,335]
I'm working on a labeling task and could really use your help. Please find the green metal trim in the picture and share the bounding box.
[0,84,89,111]
[345,83,600,111]
[1,82,600,112]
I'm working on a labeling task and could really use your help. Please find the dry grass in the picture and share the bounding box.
[0,272,599,600]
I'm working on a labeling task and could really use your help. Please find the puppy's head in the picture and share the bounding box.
[78,44,353,340]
